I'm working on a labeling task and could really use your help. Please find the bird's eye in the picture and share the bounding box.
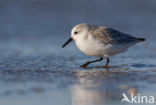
[74,31,78,34]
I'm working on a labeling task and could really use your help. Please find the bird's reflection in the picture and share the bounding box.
[70,70,138,105]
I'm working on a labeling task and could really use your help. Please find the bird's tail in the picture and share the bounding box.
[136,38,146,42]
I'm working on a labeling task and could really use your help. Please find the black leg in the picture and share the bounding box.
[105,57,110,68]
[80,57,103,68]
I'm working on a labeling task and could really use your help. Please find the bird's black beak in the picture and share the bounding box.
[62,37,73,48]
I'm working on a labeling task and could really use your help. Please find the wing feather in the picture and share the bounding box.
[92,26,137,44]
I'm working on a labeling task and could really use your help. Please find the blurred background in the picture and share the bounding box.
[0,0,155,56]
[0,0,156,105]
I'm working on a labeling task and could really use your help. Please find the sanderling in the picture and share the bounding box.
[62,23,146,68]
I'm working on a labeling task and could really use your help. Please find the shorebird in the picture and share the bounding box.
[62,23,146,68]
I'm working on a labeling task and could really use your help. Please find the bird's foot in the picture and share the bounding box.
[80,63,90,68]
[101,65,109,68]
[80,62,90,68]
[105,65,109,68]
[80,64,88,68]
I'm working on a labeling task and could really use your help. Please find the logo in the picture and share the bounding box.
[121,93,155,104]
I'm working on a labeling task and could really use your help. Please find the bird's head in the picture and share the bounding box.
[62,23,89,48]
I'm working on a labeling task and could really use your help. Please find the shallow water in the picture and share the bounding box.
[0,0,156,105]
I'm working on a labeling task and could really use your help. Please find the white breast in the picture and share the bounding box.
[75,34,128,57]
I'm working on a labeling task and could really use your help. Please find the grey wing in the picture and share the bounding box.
[105,28,137,44]
[93,27,114,44]
[93,27,137,44]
